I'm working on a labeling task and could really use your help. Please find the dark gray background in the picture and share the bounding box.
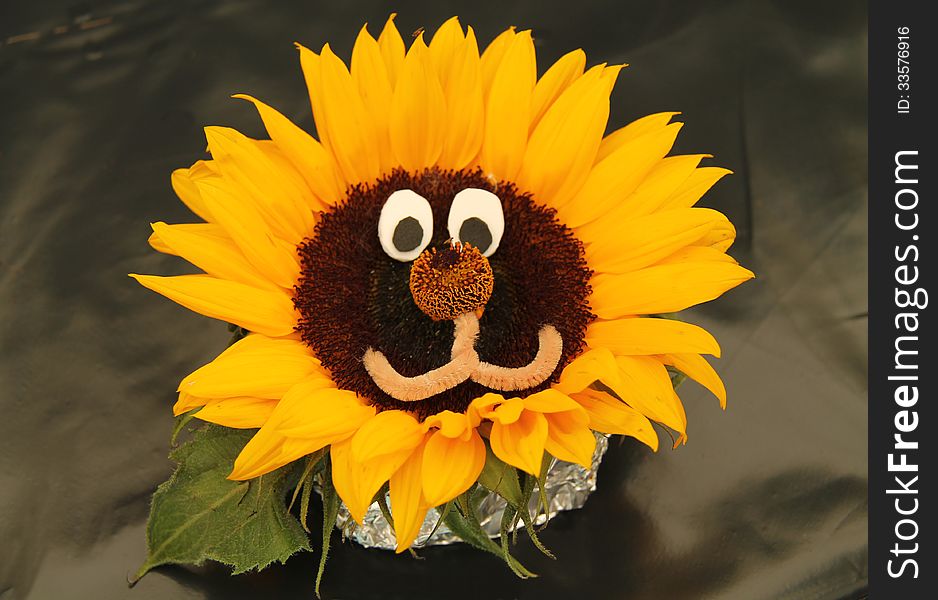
[0,0,867,598]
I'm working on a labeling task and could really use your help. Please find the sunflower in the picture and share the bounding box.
[132,15,752,554]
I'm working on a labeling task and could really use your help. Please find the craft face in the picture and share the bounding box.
[294,168,592,418]
[132,15,753,561]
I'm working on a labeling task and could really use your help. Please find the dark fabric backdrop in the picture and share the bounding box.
[0,1,867,598]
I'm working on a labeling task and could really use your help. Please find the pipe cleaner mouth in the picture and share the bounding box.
[362,311,563,402]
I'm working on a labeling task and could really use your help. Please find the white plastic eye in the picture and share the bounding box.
[447,188,504,257]
[378,189,434,262]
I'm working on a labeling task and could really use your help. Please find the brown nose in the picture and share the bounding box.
[409,242,494,321]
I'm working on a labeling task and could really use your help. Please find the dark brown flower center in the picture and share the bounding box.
[294,168,593,418]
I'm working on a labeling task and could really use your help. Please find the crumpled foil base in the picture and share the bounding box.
[333,432,608,550]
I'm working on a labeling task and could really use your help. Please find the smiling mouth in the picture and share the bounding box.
[363,312,564,402]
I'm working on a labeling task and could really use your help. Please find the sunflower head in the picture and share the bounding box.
[134,14,753,558]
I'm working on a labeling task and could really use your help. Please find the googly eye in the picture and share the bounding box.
[447,188,505,257]
[378,189,434,261]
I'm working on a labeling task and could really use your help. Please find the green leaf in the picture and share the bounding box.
[478,444,524,507]
[132,425,311,582]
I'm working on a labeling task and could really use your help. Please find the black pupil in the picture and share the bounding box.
[459,217,492,252]
[392,216,424,253]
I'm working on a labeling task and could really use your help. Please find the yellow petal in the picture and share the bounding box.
[389,35,446,171]
[173,391,207,415]
[585,317,721,357]
[613,356,686,434]
[230,426,331,480]
[521,389,594,468]
[421,429,486,506]
[596,111,680,162]
[233,94,343,207]
[489,409,548,475]
[599,63,625,91]
[274,382,375,440]
[389,438,431,552]
[195,396,278,429]
[173,335,282,415]
[256,141,317,203]
[575,155,705,241]
[377,14,406,86]
[555,347,621,395]
[423,410,471,439]
[228,380,367,480]
[480,30,535,181]
[148,222,223,255]
[571,388,659,450]
[194,180,300,289]
[522,387,585,413]
[660,353,727,408]
[657,244,739,266]
[585,208,733,274]
[431,22,484,170]
[479,27,516,96]
[350,25,396,174]
[529,49,586,132]
[695,217,737,252]
[489,397,525,425]
[351,410,425,463]
[203,126,315,245]
[149,221,278,290]
[660,166,732,210]
[590,260,755,317]
[671,390,689,447]
[170,162,217,222]
[229,388,353,480]
[313,44,381,185]
[467,392,506,425]
[129,274,296,337]
[297,43,328,147]
[178,335,323,399]
[516,66,609,209]
[559,123,683,228]
[542,409,595,468]
[428,17,463,74]
[331,436,414,524]
[227,426,295,479]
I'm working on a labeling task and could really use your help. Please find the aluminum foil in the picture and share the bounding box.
[333,432,609,550]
